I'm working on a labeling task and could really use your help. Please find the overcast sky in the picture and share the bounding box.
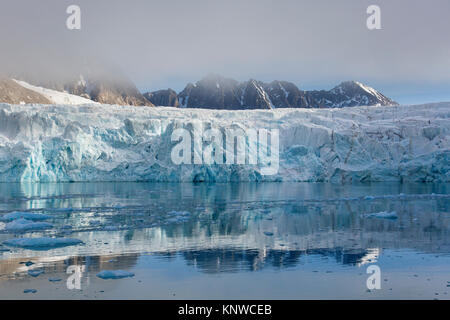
[1,0,449,104]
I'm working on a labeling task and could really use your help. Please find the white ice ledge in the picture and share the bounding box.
[0,102,448,182]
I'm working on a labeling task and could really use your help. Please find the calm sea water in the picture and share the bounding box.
[0,182,449,299]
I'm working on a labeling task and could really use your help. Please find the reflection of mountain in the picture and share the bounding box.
[0,182,448,275]
[0,246,377,280]
[0,253,139,283]
[162,247,378,273]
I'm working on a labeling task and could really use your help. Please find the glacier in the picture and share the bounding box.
[0,102,448,183]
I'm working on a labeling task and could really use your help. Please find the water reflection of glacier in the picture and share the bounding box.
[0,182,449,275]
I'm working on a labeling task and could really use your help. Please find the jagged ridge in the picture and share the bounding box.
[146,74,398,109]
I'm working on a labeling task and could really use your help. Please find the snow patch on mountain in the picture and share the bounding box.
[13,79,99,105]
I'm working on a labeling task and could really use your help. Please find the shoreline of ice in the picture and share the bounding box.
[0,102,448,182]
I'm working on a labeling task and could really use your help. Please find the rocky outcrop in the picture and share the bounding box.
[63,76,154,107]
[309,81,398,108]
[263,80,318,108]
[144,89,179,107]
[240,79,273,109]
[12,71,154,107]
[0,78,52,104]
[178,74,243,109]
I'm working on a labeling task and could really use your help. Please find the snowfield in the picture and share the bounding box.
[13,79,98,105]
[0,102,448,182]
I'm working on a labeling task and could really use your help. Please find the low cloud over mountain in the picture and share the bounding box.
[1,72,397,109]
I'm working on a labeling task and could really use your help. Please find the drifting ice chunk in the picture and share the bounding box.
[3,237,83,250]
[5,218,53,232]
[166,211,191,223]
[28,269,44,277]
[23,289,37,294]
[365,211,398,220]
[0,212,51,222]
[96,270,135,279]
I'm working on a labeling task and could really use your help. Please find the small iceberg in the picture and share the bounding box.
[103,226,120,231]
[5,219,53,232]
[23,289,37,294]
[48,277,62,282]
[166,211,191,223]
[0,212,51,222]
[96,270,135,280]
[28,269,44,277]
[365,211,398,220]
[3,237,83,250]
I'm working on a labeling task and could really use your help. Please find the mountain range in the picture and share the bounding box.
[0,73,398,109]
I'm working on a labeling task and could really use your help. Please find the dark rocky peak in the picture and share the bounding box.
[240,79,273,109]
[312,80,398,108]
[263,80,318,108]
[178,75,242,109]
[144,88,179,107]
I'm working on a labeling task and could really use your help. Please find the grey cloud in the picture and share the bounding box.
[1,0,449,103]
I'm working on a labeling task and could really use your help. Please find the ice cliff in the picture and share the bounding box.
[0,102,448,182]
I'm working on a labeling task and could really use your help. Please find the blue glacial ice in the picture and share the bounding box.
[0,212,51,222]
[3,237,83,250]
[4,218,53,232]
[23,289,37,294]
[364,211,398,220]
[28,269,44,277]
[0,102,448,182]
[96,270,135,280]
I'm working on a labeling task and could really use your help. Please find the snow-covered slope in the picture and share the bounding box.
[0,102,448,182]
[13,79,99,105]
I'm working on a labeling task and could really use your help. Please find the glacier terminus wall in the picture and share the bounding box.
[0,102,448,183]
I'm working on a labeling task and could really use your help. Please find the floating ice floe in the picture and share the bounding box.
[96,270,135,280]
[5,218,53,232]
[365,211,398,220]
[166,211,191,224]
[0,212,51,222]
[23,289,37,294]
[103,226,120,231]
[2,237,83,250]
[28,269,44,277]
